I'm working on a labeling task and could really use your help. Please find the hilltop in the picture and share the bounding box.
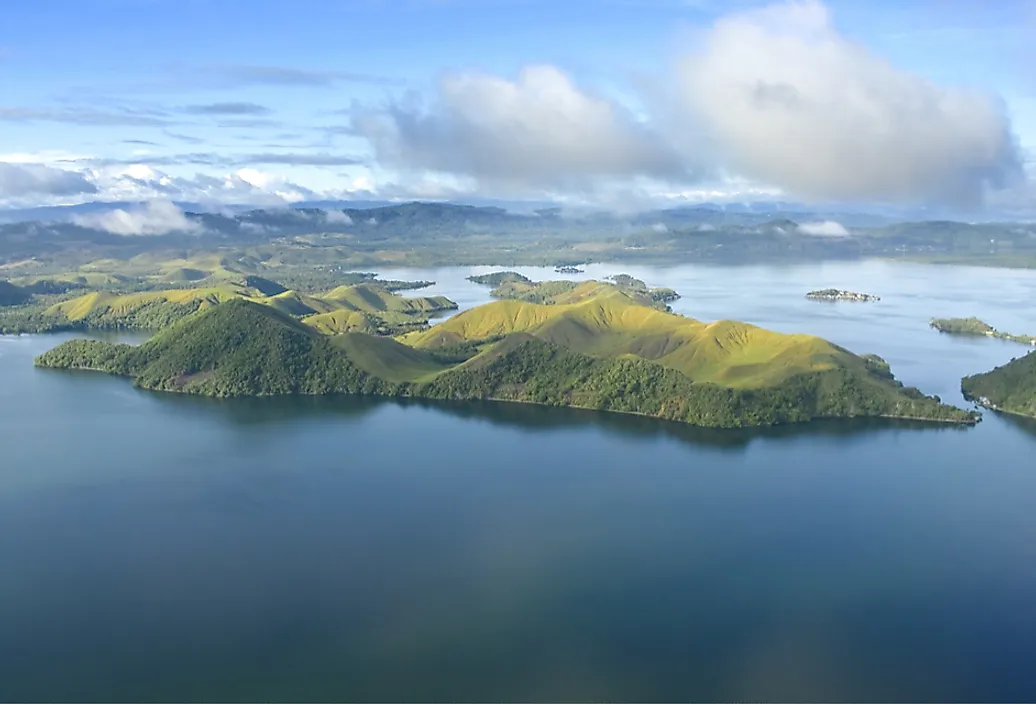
[961,351,1036,418]
[37,288,978,428]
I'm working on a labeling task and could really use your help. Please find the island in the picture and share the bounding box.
[930,317,1036,346]
[469,271,681,310]
[961,351,1036,418]
[36,279,978,428]
[806,289,880,302]
[467,271,532,287]
[554,266,584,274]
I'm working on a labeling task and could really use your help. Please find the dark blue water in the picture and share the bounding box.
[2,262,1036,702]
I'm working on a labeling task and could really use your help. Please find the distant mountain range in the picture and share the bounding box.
[2,197,1024,227]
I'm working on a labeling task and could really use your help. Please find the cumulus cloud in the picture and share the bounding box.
[347,0,1022,208]
[74,200,201,236]
[675,0,1022,205]
[354,64,689,190]
[0,162,97,199]
[798,220,849,236]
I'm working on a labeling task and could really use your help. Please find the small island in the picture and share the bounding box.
[962,350,1036,418]
[467,271,532,287]
[930,317,1036,346]
[806,289,880,302]
[554,266,584,274]
[35,280,978,428]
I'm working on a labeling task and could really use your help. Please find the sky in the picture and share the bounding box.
[1,0,1034,220]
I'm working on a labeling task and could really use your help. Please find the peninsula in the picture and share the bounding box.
[930,317,1036,346]
[806,289,880,302]
[36,280,978,428]
[962,351,1036,418]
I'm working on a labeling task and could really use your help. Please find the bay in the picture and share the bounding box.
[2,261,1036,702]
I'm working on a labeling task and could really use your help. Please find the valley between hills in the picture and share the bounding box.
[34,275,980,428]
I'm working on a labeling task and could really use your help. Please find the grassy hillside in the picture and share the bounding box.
[961,351,1036,418]
[2,279,456,335]
[37,292,978,427]
[404,291,865,388]
[36,300,390,397]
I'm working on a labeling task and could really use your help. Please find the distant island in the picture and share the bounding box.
[962,351,1036,418]
[806,289,880,302]
[554,266,584,274]
[36,280,978,428]
[930,317,1036,346]
[469,271,680,310]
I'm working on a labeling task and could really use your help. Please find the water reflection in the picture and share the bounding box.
[155,389,973,450]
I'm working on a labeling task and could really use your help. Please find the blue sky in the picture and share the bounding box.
[1,0,1033,214]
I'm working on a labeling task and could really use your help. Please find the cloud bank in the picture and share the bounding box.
[351,0,1023,207]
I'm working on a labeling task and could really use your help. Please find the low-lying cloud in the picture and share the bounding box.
[74,200,201,236]
[0,162,98,199]
[323,209,353,224]
[798,220,849,236]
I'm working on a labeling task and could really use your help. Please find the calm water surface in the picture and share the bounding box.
[2,261,1036,702]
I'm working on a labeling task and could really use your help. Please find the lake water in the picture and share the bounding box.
[2,261,1036,702]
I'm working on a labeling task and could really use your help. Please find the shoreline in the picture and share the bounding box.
[35,359,981,429]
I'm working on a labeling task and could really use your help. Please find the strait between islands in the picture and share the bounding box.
[35,277,980,428]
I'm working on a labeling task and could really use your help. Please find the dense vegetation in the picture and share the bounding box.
[931,317,1036,345]
[37,291,978,428]
[961,351,1036,418]
[467,272,532,286]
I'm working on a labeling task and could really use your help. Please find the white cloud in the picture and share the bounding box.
[675,0,1022,205]
[345,0,1023,209]
[74,200,201,236]
[354,64,688,191]
[650,222,669,233]
[798,220,849,236]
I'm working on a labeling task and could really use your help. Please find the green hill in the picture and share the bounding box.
[961,351,1036,418]
[4,280,456,335]
[37,292,978,428]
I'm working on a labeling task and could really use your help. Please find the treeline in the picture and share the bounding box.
[961,351,1036,418]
